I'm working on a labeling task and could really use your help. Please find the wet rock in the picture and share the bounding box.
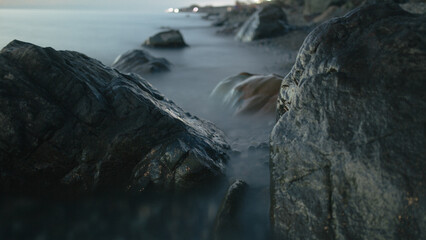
[0,40,229,194]
[212,180,248,240]
[213,7,257,35]
[400,2,426,14]
[236,4,290,42]
[271,3,426,239]
[210,72,283,115]
[112,49,170,75]
[143,30,188,48]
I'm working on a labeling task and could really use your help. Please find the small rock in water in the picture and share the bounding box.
[236,4,290,42]
[212,180,248,240]
[112,49,171,75]
[210,72,283,115]
[143,30,188,48]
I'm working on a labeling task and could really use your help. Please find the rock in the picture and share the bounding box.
[303,0,336,17]
[400,2,426,14]
[213,7,257,35]
[143,30,188,48]
[0,40,229,194]
[210,72,283,115]
[271,3,426,239]
[111,49,170,75]
[236,4,290,42]
[212,180,248,240]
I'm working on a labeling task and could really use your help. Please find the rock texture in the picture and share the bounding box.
[143,30,188,48]
[236,4,290,42]
[210,73,282,115]
[212,180,248,240]
[0,40,229,194]
[271,3,425,240]
[112,49,170,75]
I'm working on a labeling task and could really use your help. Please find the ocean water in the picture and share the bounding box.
[0,8,293,240]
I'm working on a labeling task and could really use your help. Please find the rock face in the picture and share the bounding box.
[143,30,188,48]
[112,49,170,75]
[210,73,282,115]
[212,180,248,240]
[271,3,425,240]
[0,40,229,194]
[236,4,290,42]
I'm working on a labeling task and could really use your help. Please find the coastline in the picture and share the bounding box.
[1,2,425,240]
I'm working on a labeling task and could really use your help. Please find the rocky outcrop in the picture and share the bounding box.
[212,180,248,240]
[0,40,229,194]
[143,30,188,48]
[236,4,290,42]
[271,3,425,240]
[210,73,282,115]
[112,49,170,75]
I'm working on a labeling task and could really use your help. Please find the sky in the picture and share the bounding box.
[0,0,237,11]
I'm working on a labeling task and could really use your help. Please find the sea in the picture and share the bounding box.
[0,8,291,240]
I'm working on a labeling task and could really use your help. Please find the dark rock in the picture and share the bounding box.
[236,4,290,42]
[271,3,426,239]
[210,72,282,115]
[143,30,188,48]
[112,49,170,75]
[0,40,229,194]
[212,180,248,240]
[213,7,257,35]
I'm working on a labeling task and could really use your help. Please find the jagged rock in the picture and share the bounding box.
[143,30,188,48]
[210,72,282,115]
[236,4,290,42]
[0,40,229,194]
[271,3,425,240]
[112,49,170,75]
[212,180,248,240]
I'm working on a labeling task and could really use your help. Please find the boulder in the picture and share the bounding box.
[143,30,188,48]
[236,4,290,42]
[271,3,425,240]
[213,7,257,35]
[212,180,248,240]
[210,72,282,115]
[0,40,229,194]
[112,49,170,75]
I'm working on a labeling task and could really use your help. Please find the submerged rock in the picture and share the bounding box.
[112,49,170,75]
[210,72,282,115]
[236,4,290,42]
[143,30,188,48]
[212,180,248,240]
[0,40,229,194]
[271,3,426,239]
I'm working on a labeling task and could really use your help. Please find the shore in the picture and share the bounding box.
[1,2,425,240]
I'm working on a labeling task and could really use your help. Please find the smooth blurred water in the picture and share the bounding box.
[0,9,208,64]
[0,8,295,240]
